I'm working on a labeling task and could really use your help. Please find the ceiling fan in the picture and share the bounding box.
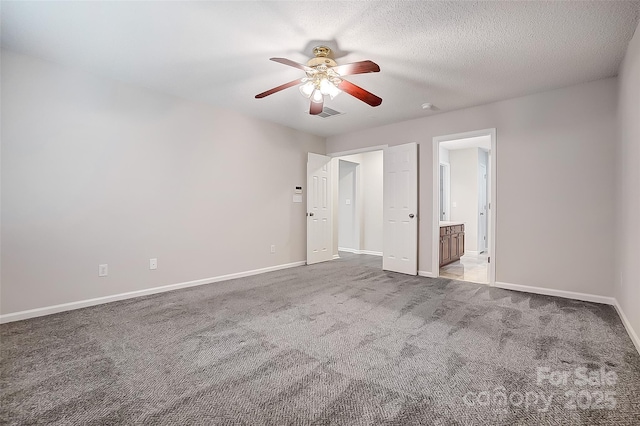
[255,46,382,115]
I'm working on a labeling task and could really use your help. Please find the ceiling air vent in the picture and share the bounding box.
[316,107,344,118]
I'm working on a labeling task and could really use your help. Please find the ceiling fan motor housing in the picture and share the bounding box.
[313,46,332,57]
[307,46,337,68]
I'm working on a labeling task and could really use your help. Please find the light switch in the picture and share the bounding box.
[98,264,108,277]
[346,199,351,205]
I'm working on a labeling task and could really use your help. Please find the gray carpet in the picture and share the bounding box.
[1,252,639,425]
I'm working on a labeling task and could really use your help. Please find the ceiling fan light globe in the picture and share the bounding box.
[299,81,315,98]
[311,89,324,103]
[327,84,341,99]
[319,78,332,95]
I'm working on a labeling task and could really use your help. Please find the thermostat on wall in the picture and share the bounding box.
[295,186,303,194]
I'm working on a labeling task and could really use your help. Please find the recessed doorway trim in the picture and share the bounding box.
[432,128,497,285]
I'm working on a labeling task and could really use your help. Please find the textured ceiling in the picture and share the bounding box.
[2,1,639,137]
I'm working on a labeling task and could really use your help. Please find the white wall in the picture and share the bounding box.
[616,23,640,347]
[0,50,325,315]
[333,153,362,254]
[449,148,479,251]
[327,77,618,297]
[338,160,358,250]
[360,150,384,253]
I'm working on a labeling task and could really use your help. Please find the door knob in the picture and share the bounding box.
[409,214,415,218]
[309,212,314,216]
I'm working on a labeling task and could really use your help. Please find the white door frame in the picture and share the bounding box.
[329,145,389,158]
[432,128,497,285]
[478,162,488,252]
[439,162,451,221]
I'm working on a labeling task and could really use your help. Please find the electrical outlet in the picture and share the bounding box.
[270,245,276,254]
[98,264,108,277]
[150,258,157,270]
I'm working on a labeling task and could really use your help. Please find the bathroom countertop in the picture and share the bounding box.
[439,221,464,227]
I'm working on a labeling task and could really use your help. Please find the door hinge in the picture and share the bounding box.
[488,256,490,263]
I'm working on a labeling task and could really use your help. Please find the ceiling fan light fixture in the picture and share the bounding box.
[299,81,315,98]
[328,83,341,100]
[319,78,341,99]
[319,78,331,95]
[311,89,324,103]
[300,74,342,103]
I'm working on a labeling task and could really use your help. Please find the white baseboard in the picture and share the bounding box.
[613,300,640,355]
[338,247,358,254]
[0,261,306,324]
[418,270,437,278]
[493,282,638,355]
[332,254,340,259]
[494,281,615,305]
[360,250,383,257]
[338,247,383,256]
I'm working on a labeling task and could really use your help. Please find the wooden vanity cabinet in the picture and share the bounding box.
[439,224,465,267]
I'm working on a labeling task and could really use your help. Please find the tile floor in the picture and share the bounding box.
[439,251,489,283]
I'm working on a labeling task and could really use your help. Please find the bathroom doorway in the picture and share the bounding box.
[432,129,496,284]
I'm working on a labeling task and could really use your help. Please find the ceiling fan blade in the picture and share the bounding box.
[338,80,382,107]
[332,60,380,76]
[255,78,305,99]
[270,58,314,73]
[309,99,323,115]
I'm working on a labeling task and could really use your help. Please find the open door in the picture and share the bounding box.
[307,153,333,265]
[383,143,418,275]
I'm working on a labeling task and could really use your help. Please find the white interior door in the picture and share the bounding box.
[383,143,418,275]
[307,153,333,265]
[479,163,488,252]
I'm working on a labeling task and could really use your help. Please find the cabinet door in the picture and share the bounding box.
[458,232,465,258]
[450,233,459,261]
[440,235,451,266]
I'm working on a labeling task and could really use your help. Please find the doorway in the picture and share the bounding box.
[432,129,496,285]
[308,143,418,276]
[337,159,362,254]
[307,144,419,275]
[334,151,383,257]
